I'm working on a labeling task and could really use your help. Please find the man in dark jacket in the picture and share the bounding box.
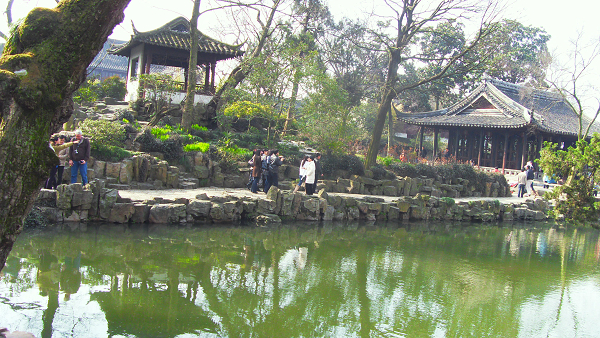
[265,149,284,193]
[69,130,91,185]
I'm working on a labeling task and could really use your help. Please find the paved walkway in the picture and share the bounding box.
[119,185,538,205]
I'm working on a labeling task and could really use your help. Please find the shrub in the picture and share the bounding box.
[388,162,418,177]
[161,135,184,162]
[219,146,252,162]
[184,142,210,153]
[79,119,126,148]
[101,76,126,100]
[370,164,396,180]
[191,124,208,131]
[321,154,365,177]
[92,144,137,162]
[116,109,136,124]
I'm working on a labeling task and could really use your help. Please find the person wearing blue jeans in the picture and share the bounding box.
[69,130,90,185]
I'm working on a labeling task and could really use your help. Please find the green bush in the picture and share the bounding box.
[191,124,208,131]
[184,142,210,153]
[321,154,365,177]
[370,164,396,180]
[91,144,137,162]
[79,119,126,148]
[73,76,127,103]
[101,76,127,100]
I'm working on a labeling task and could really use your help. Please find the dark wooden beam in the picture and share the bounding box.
[502,133,508,174]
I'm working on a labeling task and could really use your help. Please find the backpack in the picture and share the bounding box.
[268,156,276,172]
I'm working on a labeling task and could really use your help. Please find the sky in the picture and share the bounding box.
[1,0,600,112]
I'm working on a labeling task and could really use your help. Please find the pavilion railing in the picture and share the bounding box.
[172,81,215,96]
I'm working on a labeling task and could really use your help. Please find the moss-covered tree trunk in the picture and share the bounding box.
[181,0,201,130]
[0,0,131,271]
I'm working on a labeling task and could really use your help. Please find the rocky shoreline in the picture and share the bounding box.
[29,180,551,226]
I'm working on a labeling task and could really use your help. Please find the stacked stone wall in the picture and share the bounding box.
[32,184,549,225]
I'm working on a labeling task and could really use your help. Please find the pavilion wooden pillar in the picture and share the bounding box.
[491,133,497,168]
[477,129,484,167]
[537,134,544,159]
[418,127,424,157]
[210,62,216,89]
[144,52,152,75]
[467,131,474,161]
[433,128,439,159]
[453,129,459,158]
[204,62,210,92]
[521,132,528,168]
[502,133,508,174]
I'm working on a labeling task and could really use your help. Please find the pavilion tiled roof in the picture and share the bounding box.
[109,17,243,60]
[395,78,600,137]
[89,38,128,73]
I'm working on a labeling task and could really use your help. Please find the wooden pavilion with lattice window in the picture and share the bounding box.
[394,79,600,172]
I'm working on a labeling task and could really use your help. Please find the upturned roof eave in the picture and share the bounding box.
[108,17,244,58]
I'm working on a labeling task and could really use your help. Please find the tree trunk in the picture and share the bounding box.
[0,0,131,271]
[181,0,201,129]
[364,48,400,168]
[204,0,281,125]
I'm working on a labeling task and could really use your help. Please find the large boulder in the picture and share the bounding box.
[109,203,135,223]
[149,204,186,223]
[99,189,119,220]
[187,200,212,219]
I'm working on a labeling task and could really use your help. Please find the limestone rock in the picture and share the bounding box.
[256,214,281,225]
[149,204,186,223]
[131,203,151,223]
[187,200,212,218]
[105,162,121,179]
[109,203,135,223]
[99,189,119,219]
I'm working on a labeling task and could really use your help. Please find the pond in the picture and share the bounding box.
[1,221,599,338]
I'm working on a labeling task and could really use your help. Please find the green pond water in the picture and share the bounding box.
[1,221,599,338]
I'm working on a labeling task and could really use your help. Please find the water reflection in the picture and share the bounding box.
[1,222,599,337]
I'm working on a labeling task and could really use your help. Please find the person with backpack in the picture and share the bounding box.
[264,149,284,193]
[526,165,538,197]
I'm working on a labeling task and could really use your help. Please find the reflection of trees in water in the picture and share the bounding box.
[2,222,599,337]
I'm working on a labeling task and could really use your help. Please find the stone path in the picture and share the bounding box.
[119,186,536,205]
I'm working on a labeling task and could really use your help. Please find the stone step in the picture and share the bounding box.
[107,183,130,190]
[179,181,199,189]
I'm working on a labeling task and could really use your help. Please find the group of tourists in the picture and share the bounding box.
[44,130,90,189]
[249,149,284,194]
[516,162,538,198]
[247,150,322,195]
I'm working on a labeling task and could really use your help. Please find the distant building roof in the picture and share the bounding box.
[395,78,600,137]
[88,38,128,75]
[109,17,243,61]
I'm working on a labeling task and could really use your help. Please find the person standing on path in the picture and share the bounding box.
[304,156,316,195]
[517,167,527,198]
[45,136,78,189]
[314,153,323,190]
[264,149,284,193]
[69,130,90,185]
[293,155,308,193]
[250,150,262,193]
[526,165,538,197]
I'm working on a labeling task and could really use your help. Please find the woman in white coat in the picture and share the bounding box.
[304,156,316,195]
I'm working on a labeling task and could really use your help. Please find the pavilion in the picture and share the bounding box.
[109,17,243,104]
[394,78,600,172]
